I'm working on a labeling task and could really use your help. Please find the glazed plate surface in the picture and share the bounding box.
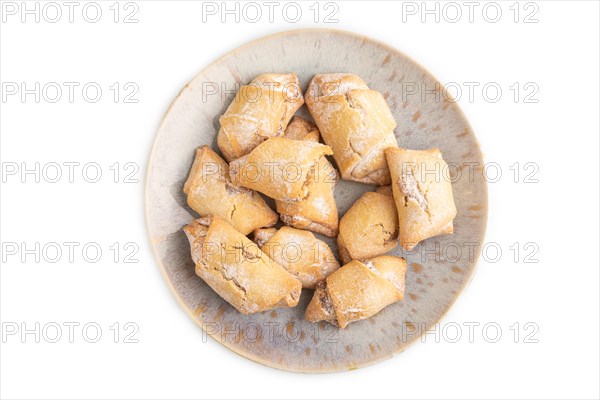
[145,29,488,372]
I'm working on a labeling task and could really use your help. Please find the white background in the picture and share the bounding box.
[1,1,599,399]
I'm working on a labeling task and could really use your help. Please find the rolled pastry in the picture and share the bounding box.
[305,255,406,328]
[184,216,302,314]
[385,147,457,250]
[337,191,398,264]
[254,226,340,289]
[305,73,398,185]
[217,73,304,162]
[183,146,278,235]
[276,117,339,237]
[281,115,321,142]
[229,137,333,202]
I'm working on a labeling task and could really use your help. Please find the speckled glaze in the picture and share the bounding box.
[145,29,488,373]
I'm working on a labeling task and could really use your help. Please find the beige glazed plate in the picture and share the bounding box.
[145,29,487,373]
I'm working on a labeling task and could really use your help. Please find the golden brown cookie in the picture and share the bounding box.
[385,147,457,250]
[228,137,333,202]
[254,226,340,289]
[183,146,278,235]
[305,73,398,185]
[217,73,304,162]
[305,255,406,328]
[184,216,302,314]
[337,191,398,264]
[275,117,339,237]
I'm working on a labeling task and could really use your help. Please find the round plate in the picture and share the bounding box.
[145,29,487,373]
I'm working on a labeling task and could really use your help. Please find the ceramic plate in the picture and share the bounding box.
[145,29,487,373]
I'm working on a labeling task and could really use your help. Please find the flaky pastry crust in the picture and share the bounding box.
[275,117,339,236]
[305,255,406,328]
[385,147,457,250]
[184,216,301,314]
[337,191,398,264]
[228,137,333,202]
[217,73,304,162]
[254,226,340,289]
[305,73,398,185]
[183,146,278,235]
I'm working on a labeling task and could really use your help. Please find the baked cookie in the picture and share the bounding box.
[305,73,398,185]
[305,255,407,328]
[217,73,304,162]
[281,115,321,142]
[184,216,302,314]
[337,191,398,264]
[183,146,278,235]
[275,117,339,237]
[254,226,340,289]
[385,147,457,250]
[228,137,333,202]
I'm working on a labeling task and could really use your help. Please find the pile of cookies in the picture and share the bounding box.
[183,73,456,328]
